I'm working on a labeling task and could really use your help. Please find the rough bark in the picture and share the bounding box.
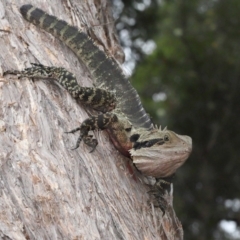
[0,0,183,239]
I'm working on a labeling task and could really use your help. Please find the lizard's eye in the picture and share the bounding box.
[164,134,170,142]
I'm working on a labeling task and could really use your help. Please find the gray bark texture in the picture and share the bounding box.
[0,0,184,239]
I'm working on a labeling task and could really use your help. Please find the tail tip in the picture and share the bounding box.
[20,4,34,16]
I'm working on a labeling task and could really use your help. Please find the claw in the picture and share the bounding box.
[87,139,98,153]
[64,127,81,134]
[71,145,79,150]
[89,146,97,153]
[3,70,21,76]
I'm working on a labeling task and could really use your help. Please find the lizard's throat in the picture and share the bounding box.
[129,146,192,178]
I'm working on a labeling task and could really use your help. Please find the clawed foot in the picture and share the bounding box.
[82,134,98,152]
[148,175,175,216]
[65,129,98,152]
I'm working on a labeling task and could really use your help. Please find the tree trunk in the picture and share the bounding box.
[0,0,183,239]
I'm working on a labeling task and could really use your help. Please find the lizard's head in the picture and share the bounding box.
[129,127,192,178]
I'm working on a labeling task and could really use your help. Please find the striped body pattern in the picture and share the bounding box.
[5,4,192,211]
[20,4,152,129]
[14,63,116,113]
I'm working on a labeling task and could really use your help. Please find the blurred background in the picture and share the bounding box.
[113,0,240,239]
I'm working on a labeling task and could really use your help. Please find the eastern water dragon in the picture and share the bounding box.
[4,4,192,213]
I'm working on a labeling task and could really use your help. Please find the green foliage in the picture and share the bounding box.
[119,0,240,239]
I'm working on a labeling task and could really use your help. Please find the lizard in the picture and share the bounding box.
[4,4,192,213]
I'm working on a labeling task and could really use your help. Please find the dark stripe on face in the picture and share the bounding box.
[133,138,164,150]
[130,134,140,142]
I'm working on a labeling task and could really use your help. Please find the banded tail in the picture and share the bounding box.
[20,4,152,129]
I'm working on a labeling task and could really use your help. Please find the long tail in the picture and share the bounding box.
[20,4,152,129]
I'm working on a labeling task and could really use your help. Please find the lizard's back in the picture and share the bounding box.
[20,4,153,129]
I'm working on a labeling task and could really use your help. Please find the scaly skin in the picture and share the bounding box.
[19,4,152,129]
[4,4,192,212]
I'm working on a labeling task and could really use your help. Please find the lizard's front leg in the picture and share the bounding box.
[66,112,118,152]
[4,64,116,112]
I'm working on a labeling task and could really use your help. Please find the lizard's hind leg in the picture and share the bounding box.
[4,64,116,112]
[66,112,118,152]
